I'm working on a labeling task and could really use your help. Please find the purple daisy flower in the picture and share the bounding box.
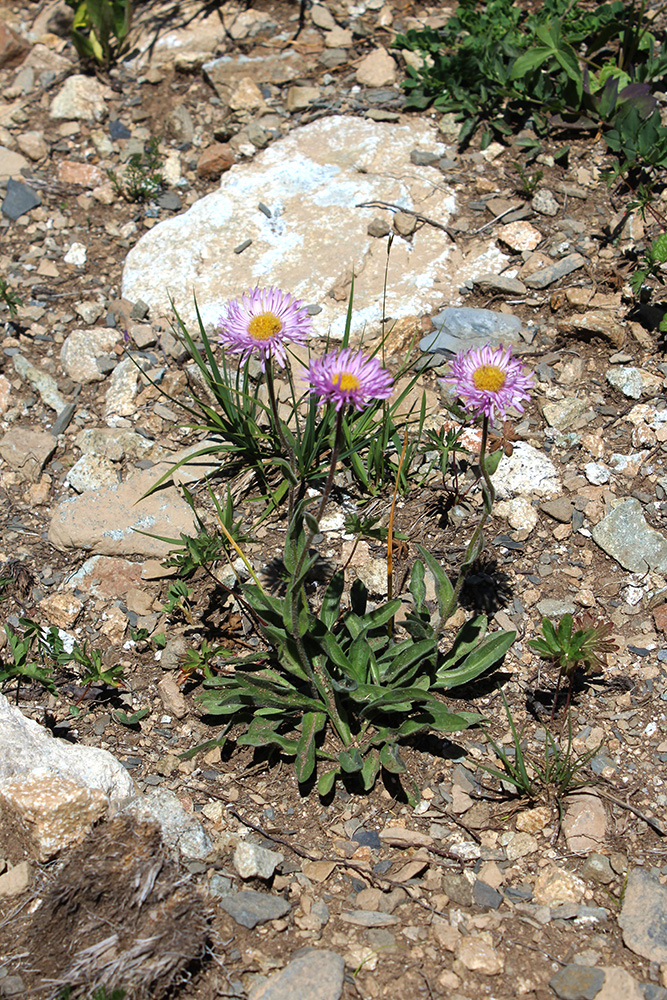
[443,343,533,425]
[218,286,313,369]
[307,348,393,411]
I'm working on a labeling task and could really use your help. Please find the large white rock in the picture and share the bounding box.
[0,693,134,801]
[122,116,507,341]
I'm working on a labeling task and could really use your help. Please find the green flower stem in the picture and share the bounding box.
[287,405,351,747]
[449,415,495,616]
[315,406,345,523]
[265,361,297,519]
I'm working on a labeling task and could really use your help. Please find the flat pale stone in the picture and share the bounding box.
[39,592,83,627]
[122,117,507,341]
[562,792,607,852]
[0,861,31,897]
[252,949,344,1000]
[0,773,108,862]
[48,465,197,557]
[592,498,667,573]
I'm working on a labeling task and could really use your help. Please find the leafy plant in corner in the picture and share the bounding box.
[631,231,667,328]
[0,277,22,318]
[1,623,58,703]
[66,0,132,67]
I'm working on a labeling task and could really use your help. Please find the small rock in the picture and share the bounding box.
[536,597,576,617]
[0,861,31,898]
[441,872,474,906]
[356,47,397,87]
[619,868,667,962]
[473,880,503,909]
[499,221,542,252]
[2,178,41,220]
[57,159,103,187]
[0,23,29,70]
[229,76,265,112]
[533,865,585,907]
[120,788,212,860]
[523,252,586,289]
[562,793,607,852]
[311,4,336,29]
[595,967,644,1000]
[515,805,551,834]
[196,143,235,179]
[585,462,610,485]
[233,840,283,880]
[473,273,527,295]
[550,964,605,1000]
[393,211,417,236]
[606,366,652,400]
[492,441,561,499]
[367,217,390,238]
[532,188,560,216]
[219,889,290,928]
[0,146,29,183]
[157,675,187,719]
[542,397,591,431]
[13,355,66,411]
[456,933,504,975]
[15,131,48,161]
[340,909,398,927]
[252,949,344,1000]
[105,355,146,419]
[286,85,320,112]
[63,242,87,266]
[421,307,522,354]
[540,498,574,523]
[39,592,83,627]
[0,428,56,483]
[49,74,108,121]
[581,853,615,885]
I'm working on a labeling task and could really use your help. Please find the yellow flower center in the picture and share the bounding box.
[248,312,282,341]
[472,364,506,393]
[333,372,360,392]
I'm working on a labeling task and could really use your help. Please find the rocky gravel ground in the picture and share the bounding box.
[2,1,667,999]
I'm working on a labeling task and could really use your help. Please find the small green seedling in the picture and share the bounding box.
[0,277,22,318]
[529,612,616,719]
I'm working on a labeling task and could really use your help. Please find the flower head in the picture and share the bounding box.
[443,343,533,425]
[307,348,393,411]
[218,286,313,370]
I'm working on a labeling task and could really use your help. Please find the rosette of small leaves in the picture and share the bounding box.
[199,513,515,804]
[529,612,616,678]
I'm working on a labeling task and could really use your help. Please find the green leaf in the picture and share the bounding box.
[415,546,454,621]
[295,711,326,783]
[436,629,515,689]
[321,571,344,629]
[409,558,426,610]
[317,768,339,796]
[380,743,406,774]
[361,749,381,791]
[510,45,553,79]
[338,748,364,773]
[654,233,667,262]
